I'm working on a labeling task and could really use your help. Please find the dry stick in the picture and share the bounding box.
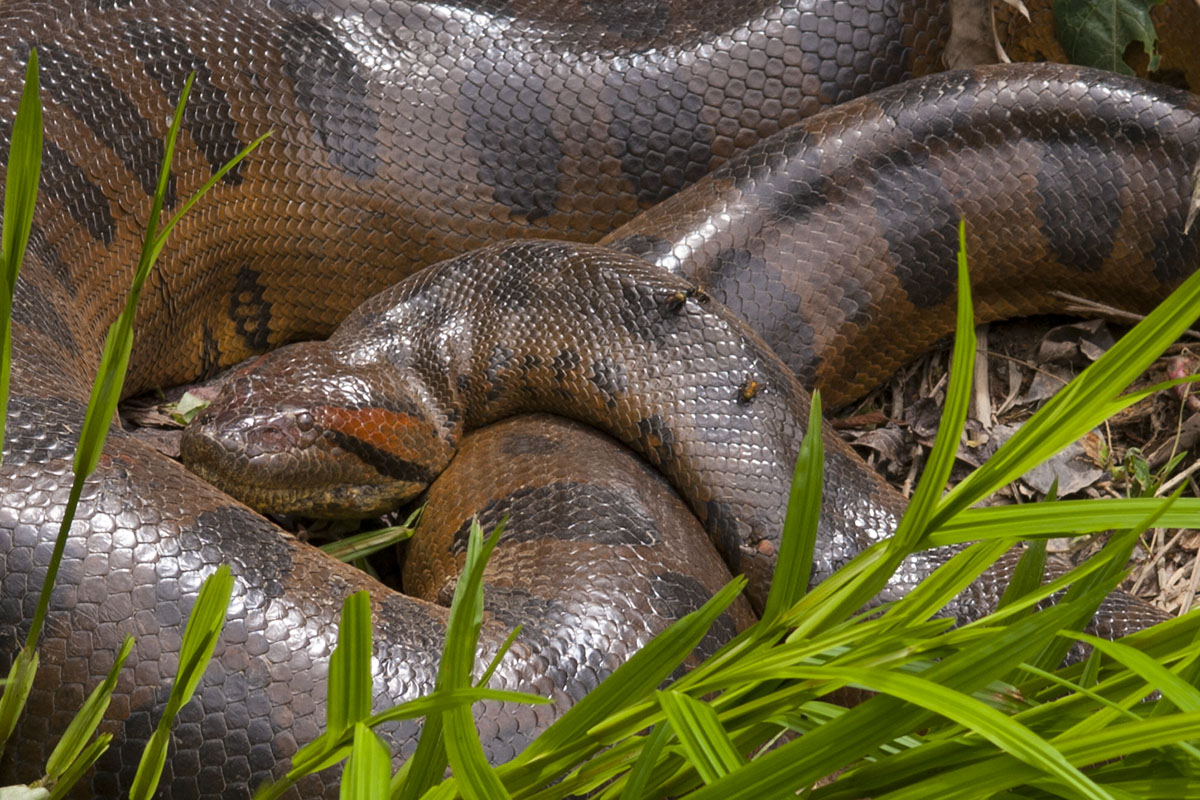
[1052,291,1200,340]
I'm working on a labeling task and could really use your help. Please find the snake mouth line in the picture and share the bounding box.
[184,457,424,519]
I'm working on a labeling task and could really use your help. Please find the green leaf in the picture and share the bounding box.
[43,635,133,782]
[0,648,38,759]
[321,523,416,563]
[618,723,671,800]
[657,691,744,784]
[342,723,390,800]
[129,566,233,800]
[507,578,744,781]
[170,391,210,425]
[440,519,508,800]
[1053,0,1164,75]
[681,603,1081,800]
[0,48,42,460]
[929,497,1200,546]
[794,666,1112,800]
[327,591,374,736]
[46,735,111,800]
[1071,632,1200,711]
[996,540,1048,612]
[761,391,823,622]
[894,219,975,550]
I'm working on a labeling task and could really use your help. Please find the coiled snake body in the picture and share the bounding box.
[1,1,1198,797]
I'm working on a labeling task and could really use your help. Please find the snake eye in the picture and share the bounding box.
[295,411,314,431]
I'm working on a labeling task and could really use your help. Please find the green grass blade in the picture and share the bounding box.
[794,666,1113,800]
[477,625,522,687]
[129,565,233,800]
[761,391,823,623]
[0,648,38,759]
[0,48,41,461]
[439,519,508,800]
[681,603,1081,800]
[1070,632,1200,711]
[934,246,1200,527]
[43,635,133,782]
[657,691,744,784]
[510,578,745,770]
[997,540,1049,611]
[321,525,415,563]
[342,723,390,800]
[618,723,671,800]
[927,497,1200,545]
[882,539,1013,629]
[870,713,1200,800]
[45,734,111,800]
[891,219,975,551]
[327,591,374,736]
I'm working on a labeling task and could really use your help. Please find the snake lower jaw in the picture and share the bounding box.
[180,421,430,518]
[182,453,427,518]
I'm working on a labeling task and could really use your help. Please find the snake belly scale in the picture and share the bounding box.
[0,0,1198,797]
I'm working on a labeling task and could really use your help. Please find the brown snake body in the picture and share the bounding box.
[0,0,1198,797]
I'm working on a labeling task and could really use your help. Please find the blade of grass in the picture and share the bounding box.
[129,565,233,800]
[657,691,744,784]
[617,723,671,800]
[891,219,975,551]
[41,635,133,786]
[0,48,41,461]
[342,723,390,800]
[782,665,1113,800]
[439,518,509,800]
[934,253,1200,527]
[761,391,823,623]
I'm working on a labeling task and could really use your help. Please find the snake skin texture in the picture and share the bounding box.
[0,0,1197,798]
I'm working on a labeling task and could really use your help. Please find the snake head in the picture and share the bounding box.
[180,340,457,518]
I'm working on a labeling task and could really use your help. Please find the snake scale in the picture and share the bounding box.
[1,1,1198,797]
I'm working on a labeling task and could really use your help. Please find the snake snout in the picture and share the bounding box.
[180,342,456,518]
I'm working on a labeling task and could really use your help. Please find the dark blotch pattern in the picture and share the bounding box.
[589,356,628,406]
[707,247,817,382]
[26,224,74,296]
[280,16,378,178]
[485,344,515,402]
[702,499,742,568]
[11,277,79,358]
[871,149,959,308]
[636,414,675,467]
[650,571,738,664]
[228,265,272,352]
[449,481,659,553]
[460,57,563,220]
[606,232,675,264]
[1152,209,1200,282]
[123,20,246,184]
[0,116,119,243]
[200,321,221,378]
[191,507,294,599]
[551,348,581,382]
[1036,134,1124,272]
[616,276,677,342]
[605,68,714,205]
[769,137,831,223]
[35,42,171,203]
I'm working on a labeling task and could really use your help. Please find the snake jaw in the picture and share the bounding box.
[180,341,455,518]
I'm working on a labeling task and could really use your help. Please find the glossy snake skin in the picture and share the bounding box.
[0,0,1197,797]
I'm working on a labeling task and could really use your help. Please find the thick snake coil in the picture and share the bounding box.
[1,1,1199,798]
